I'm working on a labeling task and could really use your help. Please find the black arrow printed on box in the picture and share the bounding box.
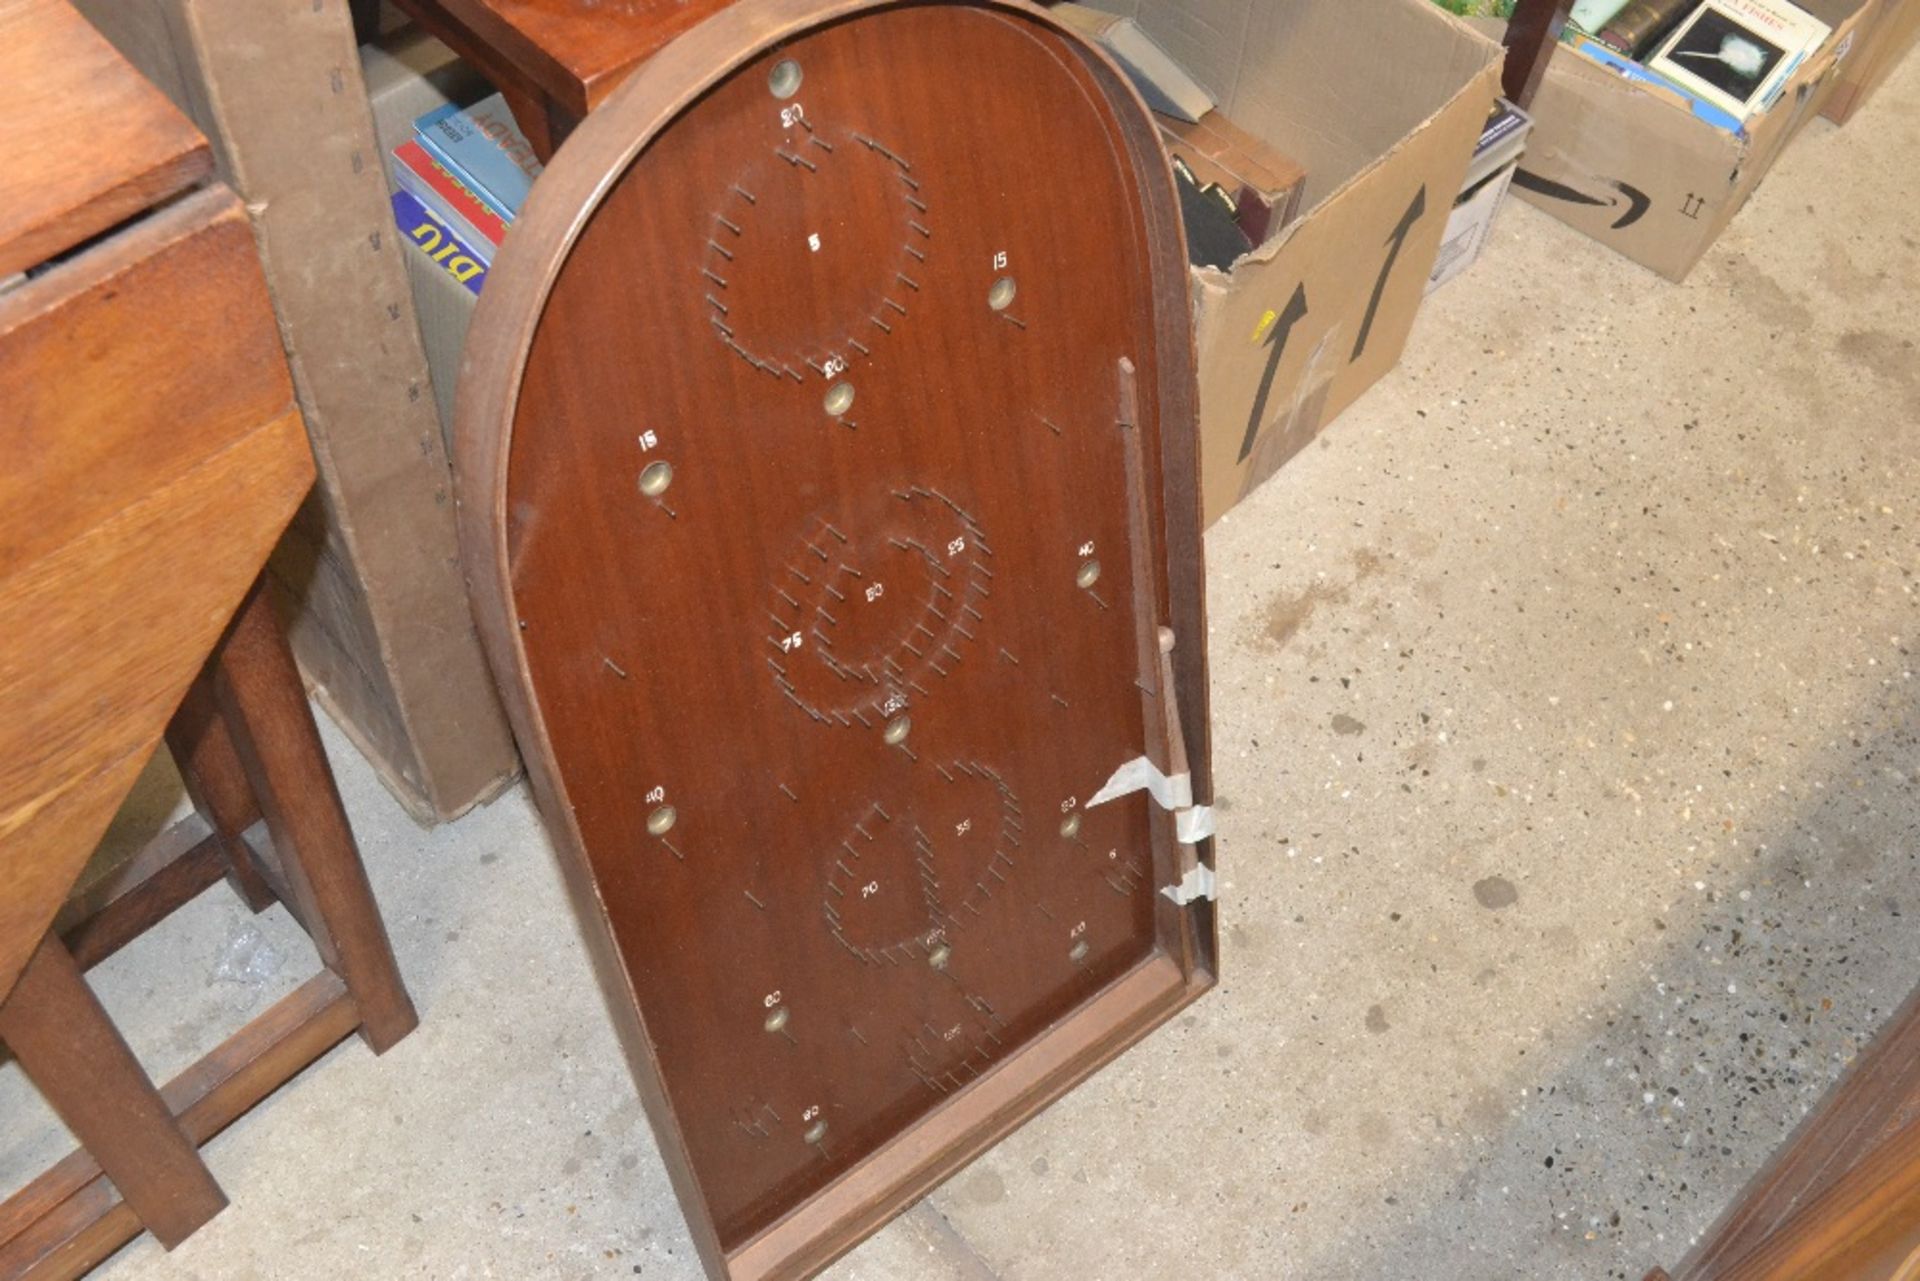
[1237,283,1309,464]
[1350,184,1427,363]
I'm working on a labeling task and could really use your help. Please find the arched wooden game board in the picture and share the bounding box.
[455,3,1214,1275]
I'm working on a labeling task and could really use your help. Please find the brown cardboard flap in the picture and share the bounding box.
[1102,0,1495,210]
[1825,0,1920,121]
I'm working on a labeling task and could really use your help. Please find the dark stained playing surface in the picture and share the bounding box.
[472,3,1210,1259]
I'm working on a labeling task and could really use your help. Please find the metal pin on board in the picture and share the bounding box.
[603,657,629,678]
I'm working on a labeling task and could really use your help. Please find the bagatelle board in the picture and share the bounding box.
[454,2,1216,1275]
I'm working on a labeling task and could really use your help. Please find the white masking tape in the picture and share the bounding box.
[1176,805,1215,844]
[1161,862,1217,905]
[1087,755,1193,812]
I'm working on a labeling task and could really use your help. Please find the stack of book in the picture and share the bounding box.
[388,92,543,295]
[1564,0,1831,131]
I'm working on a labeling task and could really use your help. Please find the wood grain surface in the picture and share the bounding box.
[455,3,1210,1276]
[0,0,211,278]
[394,0,738,120]
[0,188,312,1004]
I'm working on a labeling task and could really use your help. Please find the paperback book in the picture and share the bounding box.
[391,138,507,259]
[1646,0,1830,121]
[391,189,488,296]
[414,93,543,222]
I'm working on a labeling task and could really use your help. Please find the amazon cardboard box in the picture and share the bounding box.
[1094,0,1503,522]
[1823,0,1920,121]
[1511,0,1877,282]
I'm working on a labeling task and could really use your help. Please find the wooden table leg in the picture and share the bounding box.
[167,675,276,914]
[210,581,419,1054]
[0,935,227,1250]
[1502,0,1573,108]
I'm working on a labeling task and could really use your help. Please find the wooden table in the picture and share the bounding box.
[391,0,736,156]
[0,3,416,1273]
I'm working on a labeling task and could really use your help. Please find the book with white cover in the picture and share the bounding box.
[1647,0,1830,121]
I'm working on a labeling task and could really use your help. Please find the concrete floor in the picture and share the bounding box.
[6,53,1918,1281]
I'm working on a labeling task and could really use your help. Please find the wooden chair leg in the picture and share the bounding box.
[0,935,227,1250]
[209,581,419,1054]
[1502,0,1573,108]
[166,675,276,914]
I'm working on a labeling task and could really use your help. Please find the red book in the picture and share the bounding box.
[391,139,507,252]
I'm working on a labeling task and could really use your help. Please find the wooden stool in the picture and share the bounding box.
[0,3,417,1275]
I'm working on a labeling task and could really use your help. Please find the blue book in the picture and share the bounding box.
[391,189,487,296]
[414,94,543,222]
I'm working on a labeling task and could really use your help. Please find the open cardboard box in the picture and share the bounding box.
[1089,0,1502,523]
[1509,0,1879,282]
[1823,0,1920,120]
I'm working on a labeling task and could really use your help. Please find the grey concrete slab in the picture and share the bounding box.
[2,49,1914,1281]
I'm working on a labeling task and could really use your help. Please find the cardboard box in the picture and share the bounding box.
[1823,0,1920,120]
[1512,0,1877,281]
[1094,0,1503,522]
[78,0,521,823]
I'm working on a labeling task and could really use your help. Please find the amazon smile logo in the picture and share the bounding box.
[1513,168,1653,229]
